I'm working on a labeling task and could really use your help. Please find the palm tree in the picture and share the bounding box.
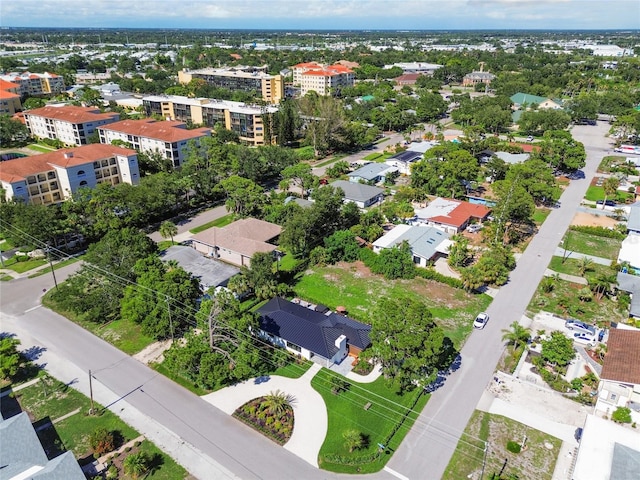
[590,273,615,300]
[123,452,150,480]
[262,390,295,416]
[343,429,364,453]
[601,177,620,209]
[577,257,594,276]
[159,220,178,244]
[501,321,531,351]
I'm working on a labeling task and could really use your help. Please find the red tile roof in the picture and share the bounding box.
[99,119,211,143]
[0,79,20,91]
[0,90,20,99]
[600,329,640,385]
[25,105,119,124]
[427,199,491,228]
[0,144,136,183]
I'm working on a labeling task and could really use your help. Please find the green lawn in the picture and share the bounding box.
[532,208,551,225]
[2,256,48,273]
[444,411,560,480]
[312,369,429,473]
[13,377,186,478]
[597,155,630,174]
[584,185,633,203]
[547,256,616,278]
[363,153,382,161]
[28,256,81,278]
[189,214,235,234]
[28,144,57,153]
[277,252,300,272]
[294,263,492,349]
[273,358,313,378]
[561,230,621,260]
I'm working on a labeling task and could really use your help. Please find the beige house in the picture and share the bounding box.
[0,79,22,114]
[191,218,281,267]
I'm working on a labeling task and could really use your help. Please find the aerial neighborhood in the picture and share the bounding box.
[1,19,640,480]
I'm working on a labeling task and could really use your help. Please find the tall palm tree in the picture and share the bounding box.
[159,220,178,244]
[501,321,531,351]
[601,177,620,209]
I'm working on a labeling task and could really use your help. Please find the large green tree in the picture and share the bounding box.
[0,115,30,147]
[540,331,575,367]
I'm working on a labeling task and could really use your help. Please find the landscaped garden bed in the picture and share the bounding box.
[232,390,295,445]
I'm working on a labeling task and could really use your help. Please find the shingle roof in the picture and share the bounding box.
[100,119,211,143]
[0,144,136,183]
[257,297,371,359]
[330,180,384,204]
[191,218,281,258]
[348,163,396,181]
[600,329,640,385]
[25,105,118,124]
[416,197,491,229]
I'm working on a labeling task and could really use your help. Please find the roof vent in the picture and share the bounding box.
[64,152,74,159]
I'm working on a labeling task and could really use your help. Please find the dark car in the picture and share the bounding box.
[596,200,616,207]
[574,427,583,442]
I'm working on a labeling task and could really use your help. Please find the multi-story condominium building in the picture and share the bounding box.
[0,72,65,97]
[98,119,211,168]
[0,144,139,205]
[0,79,22,114]
[24,105,120,146]
[142,95,278,146]
[178,66,283,104]
[291,62,355,96]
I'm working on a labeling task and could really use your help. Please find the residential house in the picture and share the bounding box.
[372,225,452,267]
[596,328,640,423]
[0,144,139,205]
[178,67,283,104]
[618,233,640,271]
[510,92,563,110]
[384,62,442,75]
[415,197,491,234]
[330,180,384,208]
[348,163,397,184]
[393,73,423,86]
[0,71,65,97]
[0,412,85,480]
[292,62,355,96]
[0,79,22,114]
[142,95,277,146]
[257,297,371,366]
[626,202,640,234]
[462,71,496,87]
[616,272,640,318]
[493,151,531,165]
[385,141,438,175]
[24,105,120,146]
[190,218,281,267]
[98,119,211,168]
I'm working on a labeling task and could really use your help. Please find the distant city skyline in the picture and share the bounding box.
[3,0,639,31]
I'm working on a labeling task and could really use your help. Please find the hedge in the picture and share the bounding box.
[569,225,625,240]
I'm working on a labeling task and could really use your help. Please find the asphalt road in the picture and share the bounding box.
[386,121,614,479]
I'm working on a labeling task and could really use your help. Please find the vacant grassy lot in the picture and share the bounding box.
[597,155,631,174]
[547,256,616,278]
[561,230,621,260]
[294,262,492,348]
[311,369,428,473]
[527,277,627,325]
[444,411,561,480]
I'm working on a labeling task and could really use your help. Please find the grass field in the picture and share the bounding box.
[1,255,48,273]
[597,155,630,173]
[312,369,429,473]
[561,230,621,260]
[189,214,235,234]
[294,262,492,349]
[29,256,81,278]
[444,411,561,480]
[547,256,616,278]
[532,208,551,225]
[584,185,633,204]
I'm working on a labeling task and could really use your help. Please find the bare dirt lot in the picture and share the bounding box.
[570,211,619,228]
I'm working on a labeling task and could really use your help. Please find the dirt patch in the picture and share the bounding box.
[133,340,172,365]
[334,260,374,278]
[571,212,619,228]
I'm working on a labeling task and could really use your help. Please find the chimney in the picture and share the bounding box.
[335,334,347,350]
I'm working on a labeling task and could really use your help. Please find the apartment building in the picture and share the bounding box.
[24,105,120,146]
[98,119,211,168]
[0,72,65,97]
[0,144,139,205]
[142,95,278,146]
[178,66,284,104]
[291,62,355,96]
[0,79,22,114]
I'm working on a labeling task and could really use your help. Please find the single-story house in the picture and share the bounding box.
[348,162,397,184]
[330,180,385,208]
[616,272,640,318]
[385,150,424,175]
[494,151,530,165]
[415,197,491,234]
[0,412,85,479]
[596,328,640,422]
[626,202,640,234]
[510,92,563,110]
[191,218,281,267]
[284,196,314,208]
[372,225,452,267]
[618,233,640,271]
[257,297,371,366]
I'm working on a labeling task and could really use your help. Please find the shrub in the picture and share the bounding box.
[89,427,115,457]
[506,441,521,454]
[106,465,118,480]
[330,376,350,395]
[612,407,632,424]
[569,225,625,240]
[571,378,583,391]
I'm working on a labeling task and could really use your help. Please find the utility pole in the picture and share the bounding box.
[166,295,174,341]
[47,246,58,290]
[480,441,489,480]
[88,370,95,415]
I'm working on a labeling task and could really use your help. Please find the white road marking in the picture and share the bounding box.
[384,466,410,480]
[25,305,42,313]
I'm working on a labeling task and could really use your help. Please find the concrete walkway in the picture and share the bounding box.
[201,363,327,467]
[553,248,612,266]
[543,269,588,285]
[346,364,383,384]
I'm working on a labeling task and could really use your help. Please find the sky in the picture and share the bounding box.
[2,0,639,30]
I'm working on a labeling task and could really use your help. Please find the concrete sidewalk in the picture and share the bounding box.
[201,363,327,467]
[553,248,612,266]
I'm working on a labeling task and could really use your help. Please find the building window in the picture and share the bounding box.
[77,170,85,177]
[79,180,88,186]
[286,341,301,353]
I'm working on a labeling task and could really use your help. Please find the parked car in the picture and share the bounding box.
[565,319,596,336]
[596,200,616,207]
[574,427,583,442]
[473,312,489,329]
[573,332,596,347]
[467,224,483,233]
[526,135,534,142]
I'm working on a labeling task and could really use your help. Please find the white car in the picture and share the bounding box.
[473,312,489,329]
[573,332,596,347]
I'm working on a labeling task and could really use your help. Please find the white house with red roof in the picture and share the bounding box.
[98,119,211,168]
[292,62,355,96]
[414,197,491,234]
[24,105,120,146]
[0,144,139,205]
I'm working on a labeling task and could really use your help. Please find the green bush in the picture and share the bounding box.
[506,441,521,454]
[569,225,625,240]
[612,407,632,424]
[89,427,115,457]
[414,267,465,289]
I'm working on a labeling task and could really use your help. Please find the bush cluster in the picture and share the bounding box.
[321,452,381,466]
[569,225,625,240]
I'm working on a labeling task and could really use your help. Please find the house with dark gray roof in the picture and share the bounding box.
[257,297,371,366]
[616,272,640,318]
[330,180,384,208]
[627,202,640,234]
[0,412,85,480]
[348,163,397,184]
